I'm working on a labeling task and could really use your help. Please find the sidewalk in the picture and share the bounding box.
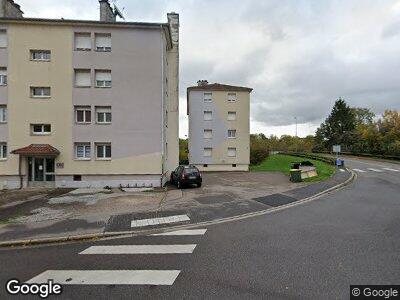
[0,169,353,246]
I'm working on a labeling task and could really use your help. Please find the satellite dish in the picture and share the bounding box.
[114,4,125,20]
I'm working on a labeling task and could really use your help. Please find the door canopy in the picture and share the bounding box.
[11,144,60,157]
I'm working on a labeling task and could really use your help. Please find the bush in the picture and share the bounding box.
[250,144,269,165]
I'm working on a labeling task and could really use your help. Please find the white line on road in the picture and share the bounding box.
[353,169,366,173]
[27,270,181,285]
[131,214,190,228]
[382,168,399,172]
[152,229,207,236]
[367,168,383,173]
[339,169,345,172]
[79,244,197,255]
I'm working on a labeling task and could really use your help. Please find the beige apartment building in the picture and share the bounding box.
[0,0,179,189]
[187,81,252,172]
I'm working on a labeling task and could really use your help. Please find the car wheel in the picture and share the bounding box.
[197,183,202,188]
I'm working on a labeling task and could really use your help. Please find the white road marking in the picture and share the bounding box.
[339,169,345,172]
[27,270,180,285]
[353,169,366,173]
[367,168,383,173]
[131,214,190,228]
[383,168,400,172]
[152,229,207,236]
[79,244,197,255]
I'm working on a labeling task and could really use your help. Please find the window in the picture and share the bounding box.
[228,111,237,121]
[203,164,208,168]
[232,164,237,168]
[0,105,7,123]
[204,129,213,139]
[96,106,112,124]
[0,30,7,48]
[73,175,82,181]
[204,111,212,121]
[75,69,91,87]
[96,143,112,159]
[30,50,51,61]
[31,124,51,135]
[75,143,91,160]
[0,143,7,159]
[95,70,112,88]
[204,92,212,103]
[75,106,91,124]
[204,148,212,157]
[31,87,51,98]
[95,33,111,52]
[228,93,237,102]
[228,129,237,139]
[0,68,6,86]
[228,147,237,157]
[75,33,91,51]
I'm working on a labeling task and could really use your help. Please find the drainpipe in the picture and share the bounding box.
[160,25,165,188]
[18,155,23,189]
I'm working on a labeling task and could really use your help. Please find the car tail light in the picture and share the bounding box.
[182,173,185,179]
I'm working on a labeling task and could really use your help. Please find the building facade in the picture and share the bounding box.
[187,81,252,172]
[0,0,179,189]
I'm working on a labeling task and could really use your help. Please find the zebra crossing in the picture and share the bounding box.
[352,167,400,174]
[27,228,207,286]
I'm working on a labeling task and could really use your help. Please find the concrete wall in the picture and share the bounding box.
[188,90,250,171]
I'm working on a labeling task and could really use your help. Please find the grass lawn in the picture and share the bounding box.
[250,154,336,182]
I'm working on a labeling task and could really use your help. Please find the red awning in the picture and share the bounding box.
[11,144,60,156]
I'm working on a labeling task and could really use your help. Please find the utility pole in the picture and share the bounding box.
[294,117,298,137]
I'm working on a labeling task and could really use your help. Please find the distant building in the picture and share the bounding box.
[0,0,179,189]
[187,81,252,171]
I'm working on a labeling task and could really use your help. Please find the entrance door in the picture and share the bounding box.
[28,157,55,187]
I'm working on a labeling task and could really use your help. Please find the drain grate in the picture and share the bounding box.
[253,193,298,207]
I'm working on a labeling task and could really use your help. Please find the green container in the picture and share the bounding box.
[290,169,302,182]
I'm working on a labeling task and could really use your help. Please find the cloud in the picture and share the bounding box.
[16,0,400,137]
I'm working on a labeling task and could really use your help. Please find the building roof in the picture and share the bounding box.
[186,83,253,115]
[0,17,173,49]
[187,83,253,92]
[11,144,60,156]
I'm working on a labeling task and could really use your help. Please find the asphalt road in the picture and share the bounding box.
[0,157,399,299]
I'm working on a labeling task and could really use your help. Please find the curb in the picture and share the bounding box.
[0,170,356,249]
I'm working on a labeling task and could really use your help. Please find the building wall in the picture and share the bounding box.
[188,90,250,170]
[0,20,178,188]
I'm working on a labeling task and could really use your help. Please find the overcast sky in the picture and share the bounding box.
[18,0,400,137]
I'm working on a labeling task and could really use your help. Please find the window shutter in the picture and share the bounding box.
[204,111,212,121]
[75,70,91,86]
[96,71,111,81]
[204,130,212,139]
[96,34,111,48]
[0,31,7,48]
[0,68,6,76]
[228,148,237,157]
[75,33,91,50]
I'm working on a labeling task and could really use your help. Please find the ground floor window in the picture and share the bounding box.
[96,143,111,159]
[75,143,91,159]
[0,143,7,159]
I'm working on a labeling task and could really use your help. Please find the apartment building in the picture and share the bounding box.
[187,81,252,171]
[0,0,179,189]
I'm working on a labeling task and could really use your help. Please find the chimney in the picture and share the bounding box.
[99,0,116,22]
[0,0,23,18]
[197,80,209,86]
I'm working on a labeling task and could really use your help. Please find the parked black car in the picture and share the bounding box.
[170,165,202,189]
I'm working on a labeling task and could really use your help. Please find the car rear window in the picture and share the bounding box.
[184,167,199,174]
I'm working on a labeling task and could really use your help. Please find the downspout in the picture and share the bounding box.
[160,25,165,187]
[18,155,23,189]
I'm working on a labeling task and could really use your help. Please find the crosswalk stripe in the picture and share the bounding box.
[383,168,399,172]
[152,229,207,236]
[27,270,181,285]
[353,169,366,173]
[131,214,190,228]
[368,168,383,172]
[79,244,197,255]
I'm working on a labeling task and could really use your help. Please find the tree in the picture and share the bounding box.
[315,98,357,151]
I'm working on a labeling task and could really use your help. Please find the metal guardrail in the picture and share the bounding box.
[282,152,336,165]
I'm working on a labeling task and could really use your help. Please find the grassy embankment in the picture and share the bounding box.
[250,154,336,182]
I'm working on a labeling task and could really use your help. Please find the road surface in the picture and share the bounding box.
[0,157,399,299]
